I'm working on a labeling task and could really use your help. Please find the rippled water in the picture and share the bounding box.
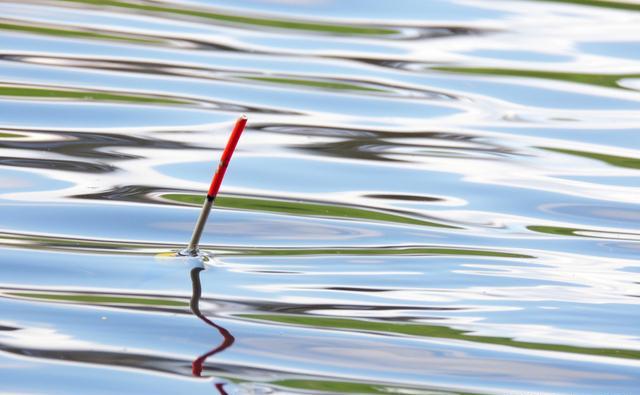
[1,0,640,394]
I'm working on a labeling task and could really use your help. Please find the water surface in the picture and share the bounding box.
[1,0,640,394]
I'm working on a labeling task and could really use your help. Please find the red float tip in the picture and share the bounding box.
[206,116,248,199]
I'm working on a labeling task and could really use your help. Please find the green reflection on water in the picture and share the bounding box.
[8,291,188,307]
[242,314,640,360]
[163,193,458,229]
[272,379,480,395]
[434,67,640,90]
[528,225,582,237]
[541,147,640,170]
[0,231,530,259]
[0,85,188,105]
[60,0,396,35]
[242,76,387,93]
[528,225,639,241]
[0,231,174,254]
[0,22,157,43]
[240,247,531,258]
[272,380,393,395]
[536,0,640,11]
[0,132,24,138]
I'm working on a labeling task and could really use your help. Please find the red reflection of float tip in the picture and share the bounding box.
[207,115,247,199]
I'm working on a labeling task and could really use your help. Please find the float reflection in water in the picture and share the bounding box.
[190,265,235,392]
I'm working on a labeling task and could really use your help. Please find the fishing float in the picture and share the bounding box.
[181,115,248,257]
